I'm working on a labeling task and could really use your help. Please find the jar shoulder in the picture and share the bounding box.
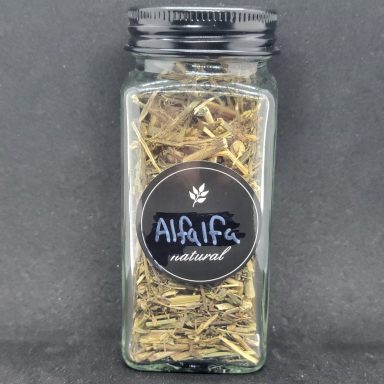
[122,71,277,102]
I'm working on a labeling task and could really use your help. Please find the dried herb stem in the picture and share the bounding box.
[128,61,263,366]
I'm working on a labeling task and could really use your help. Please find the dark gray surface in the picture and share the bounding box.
[1,0,383,383]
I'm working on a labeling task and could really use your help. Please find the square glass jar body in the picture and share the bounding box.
[121,57,277,373]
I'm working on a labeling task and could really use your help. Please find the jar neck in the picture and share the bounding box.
[134,56,269,79]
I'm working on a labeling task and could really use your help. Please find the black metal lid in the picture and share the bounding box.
[127,7,278,57]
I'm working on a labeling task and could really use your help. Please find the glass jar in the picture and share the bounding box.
[121,7,278,374]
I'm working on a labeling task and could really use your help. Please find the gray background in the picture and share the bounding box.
[1,0,383,383]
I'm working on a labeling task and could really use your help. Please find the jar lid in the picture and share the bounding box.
[126,7,278,57]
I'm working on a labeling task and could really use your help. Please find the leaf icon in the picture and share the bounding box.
[189,184,209,207]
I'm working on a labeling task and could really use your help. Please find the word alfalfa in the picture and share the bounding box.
[154,214,241,246]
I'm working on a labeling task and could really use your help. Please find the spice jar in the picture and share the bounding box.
[121,6,278,373]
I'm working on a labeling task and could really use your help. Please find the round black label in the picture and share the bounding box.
[136,161,261,284]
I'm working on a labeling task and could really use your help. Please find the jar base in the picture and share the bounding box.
[122,348,266,374]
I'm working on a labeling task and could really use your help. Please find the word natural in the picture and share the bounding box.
[169,246,232,262]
